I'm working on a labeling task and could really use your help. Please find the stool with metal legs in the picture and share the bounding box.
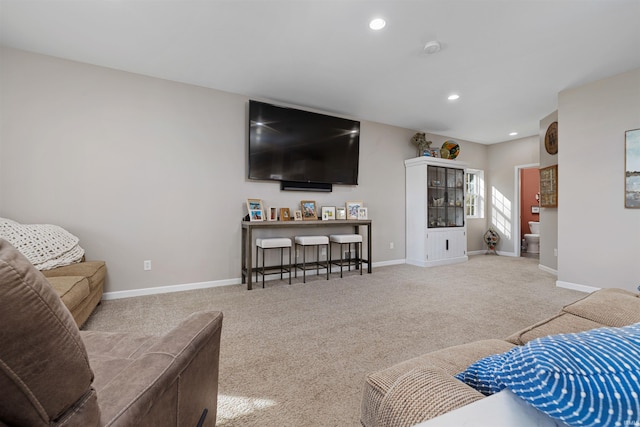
[255,237,292,288]
[329,234,363,278]
[294,235,329,283]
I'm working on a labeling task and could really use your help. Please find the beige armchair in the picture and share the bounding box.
[0,239,222,426]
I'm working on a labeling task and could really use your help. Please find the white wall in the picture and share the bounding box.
[0,47,493,293]
[557,68,640,292]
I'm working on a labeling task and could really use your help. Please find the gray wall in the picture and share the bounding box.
[557,68,640,291]
[539,111,559,271]
[0,47,490,294]
[486,136,539,255]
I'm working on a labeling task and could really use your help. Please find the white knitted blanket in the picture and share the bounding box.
[0,218,85,270]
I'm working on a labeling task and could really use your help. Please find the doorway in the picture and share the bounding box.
[514,164,540,257]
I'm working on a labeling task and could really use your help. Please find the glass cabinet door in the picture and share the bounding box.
[427,165,465,228]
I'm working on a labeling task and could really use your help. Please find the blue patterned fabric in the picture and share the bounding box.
[455,323,640,427]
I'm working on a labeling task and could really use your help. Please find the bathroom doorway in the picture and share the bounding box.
[514,163,540,257]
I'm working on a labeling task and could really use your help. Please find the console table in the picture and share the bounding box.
[241,219,372,290]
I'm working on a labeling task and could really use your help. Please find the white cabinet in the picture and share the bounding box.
[405,157,468,267]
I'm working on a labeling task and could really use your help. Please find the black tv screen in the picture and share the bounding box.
[248,100,360,185]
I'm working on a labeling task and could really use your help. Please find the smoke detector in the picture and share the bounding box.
[424,40,442,54]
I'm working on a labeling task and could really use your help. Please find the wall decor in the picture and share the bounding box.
[246,198,264,222]
[357,207,368,220]
[441,141,460,159]
[625,128,640,208]
[336,207,346,220]
[346,201,362,220]
[279,208,291,221]
[545,121,558,155]
[539,165,558,208]
[321,206,336,220]
[293,210,303,221]
[300,200,317,220]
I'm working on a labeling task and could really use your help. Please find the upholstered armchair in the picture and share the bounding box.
[0,239,223,426]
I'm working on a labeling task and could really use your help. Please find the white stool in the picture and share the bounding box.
[329,234,363,278]
[294,235,329,283]
[256,238,292,288]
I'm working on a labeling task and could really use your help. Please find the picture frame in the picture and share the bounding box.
[321,206,336,221]
[531,206,540,214]
[357,207,368,220]
[539,165,558,208]
[246,198,264,222]
[336,207,346,220]
[293,210,303,221]
[279,208,291,221]
[625,128,640,208]
[346,201,362,220]
[301,200,317,220]
[268,207,278,221]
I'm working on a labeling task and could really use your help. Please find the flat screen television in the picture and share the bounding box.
[248,100,360,188]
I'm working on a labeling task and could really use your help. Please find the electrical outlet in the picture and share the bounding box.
[143,260,151,271]
[553,248,558,257]
[390,242,394,249]
[321,247,327,256]
[344,251,351,260]
[296,249,299,258]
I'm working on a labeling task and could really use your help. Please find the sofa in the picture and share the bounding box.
[361,287,640,427]
[41,259,106,327]
[0,239,223,427]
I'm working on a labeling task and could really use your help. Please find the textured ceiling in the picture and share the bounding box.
[1,0,639,144]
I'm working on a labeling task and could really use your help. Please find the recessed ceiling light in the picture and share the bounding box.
[447,94,460,101]
[509,132,518,136]
[369,18,386,30]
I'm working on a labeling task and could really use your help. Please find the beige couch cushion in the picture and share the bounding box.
[562,288,640,327]
[505,312,604,345]
[42,260,106,292]
[46,275,90,312]
[378,365,484,427]
[361,339,514,427]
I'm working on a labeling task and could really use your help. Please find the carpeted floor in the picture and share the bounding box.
[83,255,584,426]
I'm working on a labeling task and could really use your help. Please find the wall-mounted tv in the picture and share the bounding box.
[248,100,360,190]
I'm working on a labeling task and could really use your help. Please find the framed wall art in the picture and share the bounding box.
[300,200,317,220]
[246,198,264,222]
[539,165,558,208]
[625,128,640,208]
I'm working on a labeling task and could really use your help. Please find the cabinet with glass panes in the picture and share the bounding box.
[405,156,468,267]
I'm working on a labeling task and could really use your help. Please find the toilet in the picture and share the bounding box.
[524,221,540,254]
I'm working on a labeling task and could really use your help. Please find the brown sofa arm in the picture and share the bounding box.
[96,311,223,427]
[377,365,484,427]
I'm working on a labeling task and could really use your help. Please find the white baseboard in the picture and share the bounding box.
[556,280,600,293]
[538,264,557,275]
[102,278,240,300]
[372,259,405,267]
[103,261,399,300]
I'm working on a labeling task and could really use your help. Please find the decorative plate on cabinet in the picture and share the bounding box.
[441,141,460,159]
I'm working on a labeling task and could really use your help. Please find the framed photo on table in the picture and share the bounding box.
[346,201,362,220]
[301,200,317,220]
[321,206,336,220]
[336,207,346,220]
[293,210,303,221]
[280,208,291,221]
[267,207,278,221]
[357,207,368,220]
[246,198,264,222]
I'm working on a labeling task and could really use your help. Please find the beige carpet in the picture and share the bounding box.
[83,255,584,426]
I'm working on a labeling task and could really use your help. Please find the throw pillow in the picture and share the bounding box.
[456,323,640,427]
